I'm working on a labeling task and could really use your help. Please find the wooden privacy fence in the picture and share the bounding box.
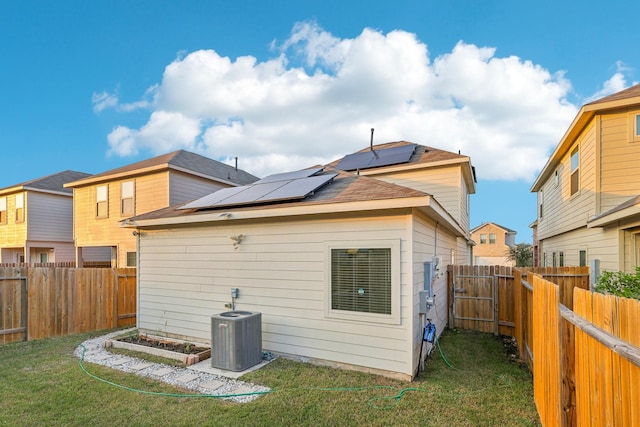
[447,265,589,339]
[531,274,640,426]
[0,267,136,345]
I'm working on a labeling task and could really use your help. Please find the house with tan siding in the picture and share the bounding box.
[0,170,90,264]
[470,222,516,266]
[531,84,640,273]
[64,150,258,267]
[124,141,475,380]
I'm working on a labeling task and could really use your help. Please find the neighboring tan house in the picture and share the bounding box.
[64,150,258,268]
[470,222,516,266]
[531,84,640,273]
[0,170,91,264]
[123,141,476,380]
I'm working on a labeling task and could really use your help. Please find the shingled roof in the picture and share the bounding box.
[65,150,259,187]
[0,170,91,195]
[326,140,468,170]
[586,83,640,105]
[126,169,429,222]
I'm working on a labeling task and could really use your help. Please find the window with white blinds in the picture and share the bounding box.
[331,248,392,315]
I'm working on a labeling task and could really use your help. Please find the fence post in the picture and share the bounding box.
[561,307,577,426]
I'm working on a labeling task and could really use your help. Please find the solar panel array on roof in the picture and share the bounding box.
[179,168,336,210]
[257,166,324,183]
[335,144,417,171]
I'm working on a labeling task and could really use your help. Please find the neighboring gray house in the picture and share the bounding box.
[0,170,91,264]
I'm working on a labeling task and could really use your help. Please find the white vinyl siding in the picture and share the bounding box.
[370,165,466,228]
[137,214,414,377]
[537,121,597,240]
[540,226,619,272]
[27,192,74,242]
[169,171,228,206]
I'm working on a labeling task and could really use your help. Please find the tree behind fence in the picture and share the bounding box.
[0,267,136,345]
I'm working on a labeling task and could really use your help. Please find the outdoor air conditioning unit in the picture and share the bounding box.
[211,311,262,371]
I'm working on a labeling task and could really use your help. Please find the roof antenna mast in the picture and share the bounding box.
[370,128,378,158]
[370,128,374,151]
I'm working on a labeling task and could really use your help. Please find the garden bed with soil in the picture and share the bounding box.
[105,333,211,366]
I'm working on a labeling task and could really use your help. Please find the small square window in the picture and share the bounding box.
[579,250,587,267]
[489,233,496,244]
[636,114,640,137]
[126,252,137,267]
[480,234,487,244]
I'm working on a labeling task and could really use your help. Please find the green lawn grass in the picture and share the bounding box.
[0,328,539,426]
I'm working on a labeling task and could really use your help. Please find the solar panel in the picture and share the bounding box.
[256,173,337,202]
[257,166,324,183]
[179,186,247,210]
[336,144,416,171]
[178,170,337,210]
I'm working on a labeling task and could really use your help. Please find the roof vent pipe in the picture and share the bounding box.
[235,157,238,171]
[370,128,378,158]
[370,128,374,151]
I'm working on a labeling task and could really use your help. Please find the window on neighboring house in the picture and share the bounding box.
[40,253,48,263]
[559,251,564,267]
[543,252,547,267]
[579,250,587,267]
[121,181,134,216]
[480,234,487,244]
[552,252,557,267]
[636,114,640,137]
[327,240,400,324]
[554,170,559,186]
[0,197,6,224]
[15,193,24,223]
[570,146,580,195]
[96,185,108,218]
[126,251,137,267]
[539,190,544,219]
[489,234,496,244]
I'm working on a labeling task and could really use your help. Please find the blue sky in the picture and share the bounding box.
[2,0,639,243]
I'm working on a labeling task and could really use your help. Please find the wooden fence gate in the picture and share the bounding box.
[448,265,515,336]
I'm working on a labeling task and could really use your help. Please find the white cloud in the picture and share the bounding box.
[102,21,591,180]
[585,61,636,102]
[92,91,118,113]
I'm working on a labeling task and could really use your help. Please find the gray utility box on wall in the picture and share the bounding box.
[211,311,262,371]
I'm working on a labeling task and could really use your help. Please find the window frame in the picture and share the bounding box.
[0,196,6,224]
[570,146,580,196]
[479,234,487,244]
[96,185,109,219]
[489,233,496,244]
[126,251,137,267]
[325,239,401,325]
[15,193,24,223]
[627,112,640,142]
[121,181,135,216]
[579,250,587,267]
